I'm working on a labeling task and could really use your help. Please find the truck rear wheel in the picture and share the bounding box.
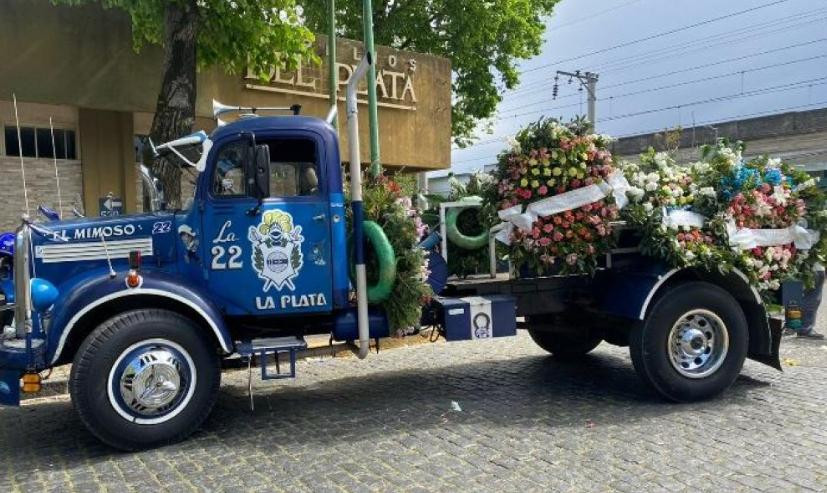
[630,282,748,402]
[70,309,221,450]
[527,327,602,358]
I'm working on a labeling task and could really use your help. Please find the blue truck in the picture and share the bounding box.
[0,56,784,450]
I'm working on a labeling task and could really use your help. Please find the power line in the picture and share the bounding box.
[519,0,791,75]
[588,13,827,74]
[550,0,643,31]
[507,8,826,98]
[499,54,827,117]
[504,33,827,101]
[597,38,827,92]
[599,77,827,123]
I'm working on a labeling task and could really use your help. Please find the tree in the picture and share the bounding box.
[52,0,317,205]
[303,0,559,147]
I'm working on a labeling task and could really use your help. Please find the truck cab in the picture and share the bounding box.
[0,112,381,449]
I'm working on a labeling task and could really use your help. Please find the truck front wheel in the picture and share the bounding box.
[630,282,748,402]
[69,309,221,450]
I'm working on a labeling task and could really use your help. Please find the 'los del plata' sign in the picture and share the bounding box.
[245,37,418,111]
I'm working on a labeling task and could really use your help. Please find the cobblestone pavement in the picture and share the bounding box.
[2,325,827,492]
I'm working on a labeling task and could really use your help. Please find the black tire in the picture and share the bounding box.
[630,282,748,402]
[70,309,221,450]
[527,327,602,358]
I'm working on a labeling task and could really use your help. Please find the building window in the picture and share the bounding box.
[3,126,76,159]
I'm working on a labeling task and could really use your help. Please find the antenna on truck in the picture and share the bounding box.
[12,94,30,217]
[49,117,64,217]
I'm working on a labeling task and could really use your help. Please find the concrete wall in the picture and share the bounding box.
[611,108,827,171]
[78,109,137,216]
[0,101,83,231]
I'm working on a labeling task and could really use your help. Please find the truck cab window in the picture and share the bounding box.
[213,142,246,196]
[265,138,320,197]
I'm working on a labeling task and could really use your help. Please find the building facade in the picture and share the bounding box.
[0,0,451,230]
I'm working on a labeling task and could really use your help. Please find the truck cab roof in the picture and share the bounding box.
[210,115,336,142]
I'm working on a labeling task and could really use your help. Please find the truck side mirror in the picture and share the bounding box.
[250,144,270,199]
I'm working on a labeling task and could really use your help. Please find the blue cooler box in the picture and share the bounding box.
[435,295,517,341]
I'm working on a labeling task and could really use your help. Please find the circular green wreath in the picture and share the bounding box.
[350,220,397,303]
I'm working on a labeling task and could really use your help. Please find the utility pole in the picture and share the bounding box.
[553,70,599,131]
[362,0,382,178]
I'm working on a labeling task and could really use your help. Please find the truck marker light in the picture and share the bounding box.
[125,269,142,289]
[21,373,41,393]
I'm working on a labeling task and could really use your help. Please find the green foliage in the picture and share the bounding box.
[51,0,318,76]
[302,0,560,145]
[347,173,432,332]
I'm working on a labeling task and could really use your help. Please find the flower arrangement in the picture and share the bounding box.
[484,117,622,275]
[349,173,432,333]
[423,171,493,278]
[621,139,827,295]
[705,142,822,292]
[621,149,730,272]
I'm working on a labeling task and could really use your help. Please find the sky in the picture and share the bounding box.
[442,0,827,177]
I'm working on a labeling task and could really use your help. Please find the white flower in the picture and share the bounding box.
[795,179,816,192]
[699,187,716,197]
[645,181,658,192]
[627,187,645,201]
[685,251,696,261]
[506,135,521,153]
[643,202,654,213]
[767,157,781,168]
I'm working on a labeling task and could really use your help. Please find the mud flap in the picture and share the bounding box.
[0,369,20,406]
[750,316,783,371]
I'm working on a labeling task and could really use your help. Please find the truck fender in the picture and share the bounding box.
[47,271,233,365]
[595,264,779,370]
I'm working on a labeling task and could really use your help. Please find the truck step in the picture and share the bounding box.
[236,336,307,381]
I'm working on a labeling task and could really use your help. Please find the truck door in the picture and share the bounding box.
[203,134,333,315]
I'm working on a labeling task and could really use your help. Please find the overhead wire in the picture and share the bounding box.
[498,54,827,117]
[504,32,827,101]
[519,0,791,75]
[505,8,827,98]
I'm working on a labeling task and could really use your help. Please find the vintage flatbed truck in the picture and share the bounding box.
[0,55,784,451]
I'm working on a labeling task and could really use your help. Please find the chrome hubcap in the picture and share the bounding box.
[120,349,184,414]
[668,309,728,379]
[108,339,196,424]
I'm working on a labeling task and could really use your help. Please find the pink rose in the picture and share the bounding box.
[553,231,564,242]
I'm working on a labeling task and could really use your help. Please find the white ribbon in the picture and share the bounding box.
[494,171,631,245]
[726,220,820,250]
[663,208,707,229]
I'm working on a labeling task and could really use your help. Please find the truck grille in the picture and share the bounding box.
[34,238,154,263]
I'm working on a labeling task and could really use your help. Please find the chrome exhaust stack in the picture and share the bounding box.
[13,219,32,339]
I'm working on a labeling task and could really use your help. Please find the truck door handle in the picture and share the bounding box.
[313,214,326,222]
